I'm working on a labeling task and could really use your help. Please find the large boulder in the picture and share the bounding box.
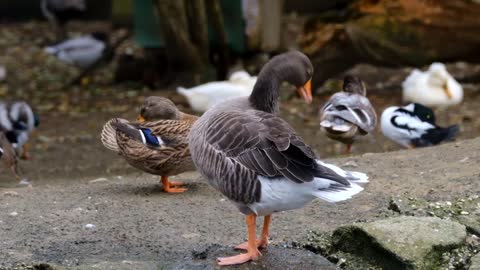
[332,216,467,270]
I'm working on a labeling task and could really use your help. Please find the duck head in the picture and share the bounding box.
[428,63,453,99]
[138,96,180,122]
[343,75,367,96]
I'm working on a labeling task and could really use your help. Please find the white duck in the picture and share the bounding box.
[402,63,463,107]
[177,71,257,113]
[44,32,108,69]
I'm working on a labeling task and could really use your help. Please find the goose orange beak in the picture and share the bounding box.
[297,79,312,104]
[137,116,146,122]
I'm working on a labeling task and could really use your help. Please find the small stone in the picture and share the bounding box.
[8,211,18,217]
[89,178,109,183]
[460,211,469,215]
[84,224,96,229]
[3,191,19,197]
[342,160,358,168]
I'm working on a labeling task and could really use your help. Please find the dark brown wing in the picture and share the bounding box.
[205,110,348,185]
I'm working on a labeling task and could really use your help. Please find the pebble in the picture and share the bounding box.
[3,191,19,197]
[84,224,96,229]
[460,211,469,215]
[89,177,109,183]
[8,211,18,217]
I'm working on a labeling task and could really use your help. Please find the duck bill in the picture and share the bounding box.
[137,116,146,122]
[443,85,453,99]
[297,79,312,104]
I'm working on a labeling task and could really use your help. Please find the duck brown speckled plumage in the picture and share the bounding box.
[101,96,198,193]
[189,51,369,265]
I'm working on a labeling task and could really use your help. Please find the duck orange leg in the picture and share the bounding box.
[20,143,31,160]
[217,214,262,266]
[161,176,187,193]
[345,144,352,155]
[235,215,271,250]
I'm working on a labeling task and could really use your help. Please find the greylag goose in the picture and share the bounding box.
[319,75,377,154]
[188,51,368,265]
[381,103,459,148]
[0,101,39,160]
[101,97,198,193]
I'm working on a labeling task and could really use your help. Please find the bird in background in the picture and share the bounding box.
[402,62,463,107]
[381,103,459,148]
[0,101,39,160]
[177,70,257,113]
[320,75,377,155]
[44,32,108,69]
[101,96,198,193]
[41,0,86,40]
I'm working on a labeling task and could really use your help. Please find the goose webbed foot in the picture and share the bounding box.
[217,214,262,265]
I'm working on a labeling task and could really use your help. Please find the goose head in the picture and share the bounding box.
[249,51,313,113]
[138,96,180,122]
[343,75,367,96]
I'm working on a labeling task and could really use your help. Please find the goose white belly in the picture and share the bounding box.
[246,176,318,216]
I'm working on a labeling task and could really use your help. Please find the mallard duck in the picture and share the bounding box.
[319,75,377,154]
[0,101,39,160]
[44,32,108,69]
[381,103,459,148]
[41,0,86,40]
[402,63,463,107]
[101,97,198,193]
[177,70,257,113]
[189,51,368,265]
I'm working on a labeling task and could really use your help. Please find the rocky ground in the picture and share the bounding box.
[0,22,479,269]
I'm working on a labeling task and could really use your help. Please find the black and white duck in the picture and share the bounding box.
[188,51,368,265]
[380,103,459,148]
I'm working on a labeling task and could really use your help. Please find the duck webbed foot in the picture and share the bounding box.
[161,176,187,193]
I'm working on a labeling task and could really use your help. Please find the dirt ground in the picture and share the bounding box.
[0,22,480,269]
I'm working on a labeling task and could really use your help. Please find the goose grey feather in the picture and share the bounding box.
[189,52,353,206]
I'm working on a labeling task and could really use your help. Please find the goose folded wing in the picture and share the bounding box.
[205,110,348,185]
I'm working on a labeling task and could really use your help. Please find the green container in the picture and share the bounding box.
[134,0,164,48]
[133,0,245,53]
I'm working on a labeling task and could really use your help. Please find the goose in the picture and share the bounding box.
[177,70,257,113]
[101,97,198,193]
[188,51,368,265]
[44,32,108,69]
[0,101,39,160]
[402,63,463,107]
[381,103,459,148]
[319,75,377,154]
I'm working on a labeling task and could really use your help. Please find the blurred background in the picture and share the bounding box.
[1,0,480,183]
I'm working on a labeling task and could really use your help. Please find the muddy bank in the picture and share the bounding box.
[0,137,479,269]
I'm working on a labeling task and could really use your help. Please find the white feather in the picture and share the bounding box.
[402,62,463,107]
[380,105,435,147]
[176,71,256,113]
[247,160,368,216]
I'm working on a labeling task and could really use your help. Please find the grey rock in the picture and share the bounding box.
[456,214,480,235]
[168,244,339,270]
[332,216,467,270]
[470,253,480,270]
